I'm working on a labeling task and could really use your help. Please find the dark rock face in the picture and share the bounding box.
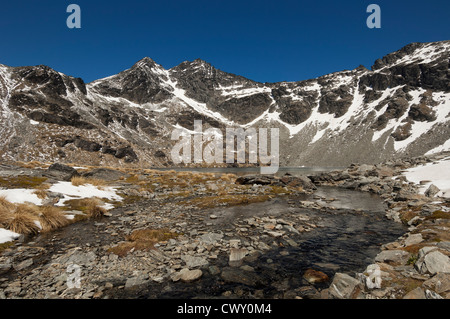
[213,93,272,125]
[318,86,354,118]
[91,58,173,104]
[115,146,138,163]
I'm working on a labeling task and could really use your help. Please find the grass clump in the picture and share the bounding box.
[0,196,70,236]
[179,194,271,209]
[425,210,450,221]
[108,228,179,257]
[71,176,107,188]
[63,197,107,219]
[0,176,47,189]
[38,206,70,231]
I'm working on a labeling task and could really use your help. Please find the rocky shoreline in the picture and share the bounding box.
[0,152,449,299]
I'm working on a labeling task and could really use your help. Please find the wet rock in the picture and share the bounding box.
[303,269,329,284]
[220,267,266,287]
[235,175,277,186]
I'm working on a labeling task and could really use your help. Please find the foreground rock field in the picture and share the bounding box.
[0,152,449,299]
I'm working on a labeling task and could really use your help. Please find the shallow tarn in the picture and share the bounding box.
[105,187,406,299]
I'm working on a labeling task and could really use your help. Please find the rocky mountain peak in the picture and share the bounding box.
[372,40,450,71]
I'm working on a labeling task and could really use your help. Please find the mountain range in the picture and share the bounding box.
[0,40,449,167]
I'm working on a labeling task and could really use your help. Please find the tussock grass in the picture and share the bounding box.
[179,194,271,209]
[71,176,107,188]
[0,176,48,189]
[6,204,41,235]
[33,183,51,199]
[108,228,179,257]
[0,197,71,236]
[38,206,70,231]
[64,197,107,219]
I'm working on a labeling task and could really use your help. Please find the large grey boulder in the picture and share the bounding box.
[415,247,450,275]
[45,163,79,181]
[375,250,410,265]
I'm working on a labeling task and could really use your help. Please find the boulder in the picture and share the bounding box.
[82,168,129,181]
[45,163,79,181]
[303,269,329,284]
[229,248,248,267]
[403,287,426,299]
[329,273,361,299]
[280,174,317,190]
[424,184,440,197]
[171,268,203,283]
[423,273,450,294]
[125,273,149,288]
[181,255,209,268]
[375,250,410,265]
[415,248,450,275]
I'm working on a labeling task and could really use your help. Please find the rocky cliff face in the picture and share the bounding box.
[0,40,449,167]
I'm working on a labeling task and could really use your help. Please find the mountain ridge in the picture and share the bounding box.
[0,40,449,167]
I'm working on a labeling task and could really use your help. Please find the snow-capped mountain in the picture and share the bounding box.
[0,40,449,167]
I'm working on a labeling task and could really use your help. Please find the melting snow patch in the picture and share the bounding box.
[402,157,450,198]
[48,182,122,206]
[0,228,21,244]
[0,189,43,205]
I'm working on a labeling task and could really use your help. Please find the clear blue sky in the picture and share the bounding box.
[0,0,448,83]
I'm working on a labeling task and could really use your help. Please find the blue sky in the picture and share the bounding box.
[0,0,448,83]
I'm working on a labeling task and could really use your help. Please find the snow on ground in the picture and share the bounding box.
[0,189,43,205]
[48,181,122,207]
[425,138,450,155]
[402,157,450,198]
[0,228,21,244]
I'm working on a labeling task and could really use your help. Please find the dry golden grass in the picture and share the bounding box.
[33,183,51,199]
[5,204,41,235]
[0,175,48,189]
[38,206,70,232]
[66,197,107,219]
[0,197,71,235]
[179,194,271,209]
[108,228,179,257]
[16,161,43,169]
[71,176,107,188]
